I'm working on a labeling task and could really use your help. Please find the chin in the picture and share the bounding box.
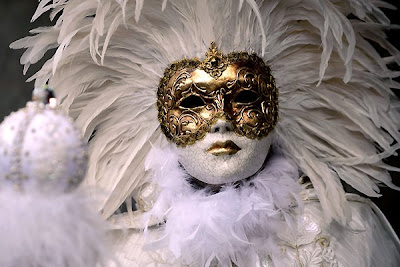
[177,133,273,185]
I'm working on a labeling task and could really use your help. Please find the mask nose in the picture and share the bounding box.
[210,119,234,134]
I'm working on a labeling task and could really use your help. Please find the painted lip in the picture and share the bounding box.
[206,140,241,156]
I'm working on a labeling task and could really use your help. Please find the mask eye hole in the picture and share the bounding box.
[179,95,206,108]
[233,90,259,104]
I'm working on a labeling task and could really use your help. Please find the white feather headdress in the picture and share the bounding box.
[11,0,400,225]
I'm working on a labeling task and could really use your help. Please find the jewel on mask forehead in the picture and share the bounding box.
[200,42,228,79]
[157,42,279,147]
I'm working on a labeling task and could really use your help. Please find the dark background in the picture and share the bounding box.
[0,1,399,233]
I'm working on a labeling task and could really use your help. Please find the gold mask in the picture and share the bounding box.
[157,43,278,147]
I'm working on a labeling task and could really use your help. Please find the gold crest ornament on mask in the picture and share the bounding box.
[157,42,278,147]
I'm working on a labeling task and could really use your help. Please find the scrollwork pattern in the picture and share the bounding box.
[157,43,278,147]
[277,215,339,267]
[230,67,277,139]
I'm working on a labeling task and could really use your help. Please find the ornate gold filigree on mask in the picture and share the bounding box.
[199,42,228,79]
[157,42,278,147]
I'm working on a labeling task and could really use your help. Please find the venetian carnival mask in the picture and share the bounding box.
[157,43,278,184]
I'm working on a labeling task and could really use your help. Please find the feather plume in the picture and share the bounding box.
[0,188,110,267]
[11,0,400,226]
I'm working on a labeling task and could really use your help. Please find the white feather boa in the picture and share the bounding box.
[0,189,111,267]
[143,146,302,267]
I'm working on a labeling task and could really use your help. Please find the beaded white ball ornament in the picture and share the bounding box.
[0,87,88,192]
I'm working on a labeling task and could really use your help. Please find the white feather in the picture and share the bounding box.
[11,0,400,227]
[0,188,111,267]
[143,146,302,267]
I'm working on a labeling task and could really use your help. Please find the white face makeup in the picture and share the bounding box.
[177,120,273,185]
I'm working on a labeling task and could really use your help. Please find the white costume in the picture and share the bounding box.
[108,150,400,266]
[12,0,400,266]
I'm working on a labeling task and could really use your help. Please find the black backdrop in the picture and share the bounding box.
[0,0,399,234]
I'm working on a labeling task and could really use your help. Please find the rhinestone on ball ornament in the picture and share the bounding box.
[0,87,88,192]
